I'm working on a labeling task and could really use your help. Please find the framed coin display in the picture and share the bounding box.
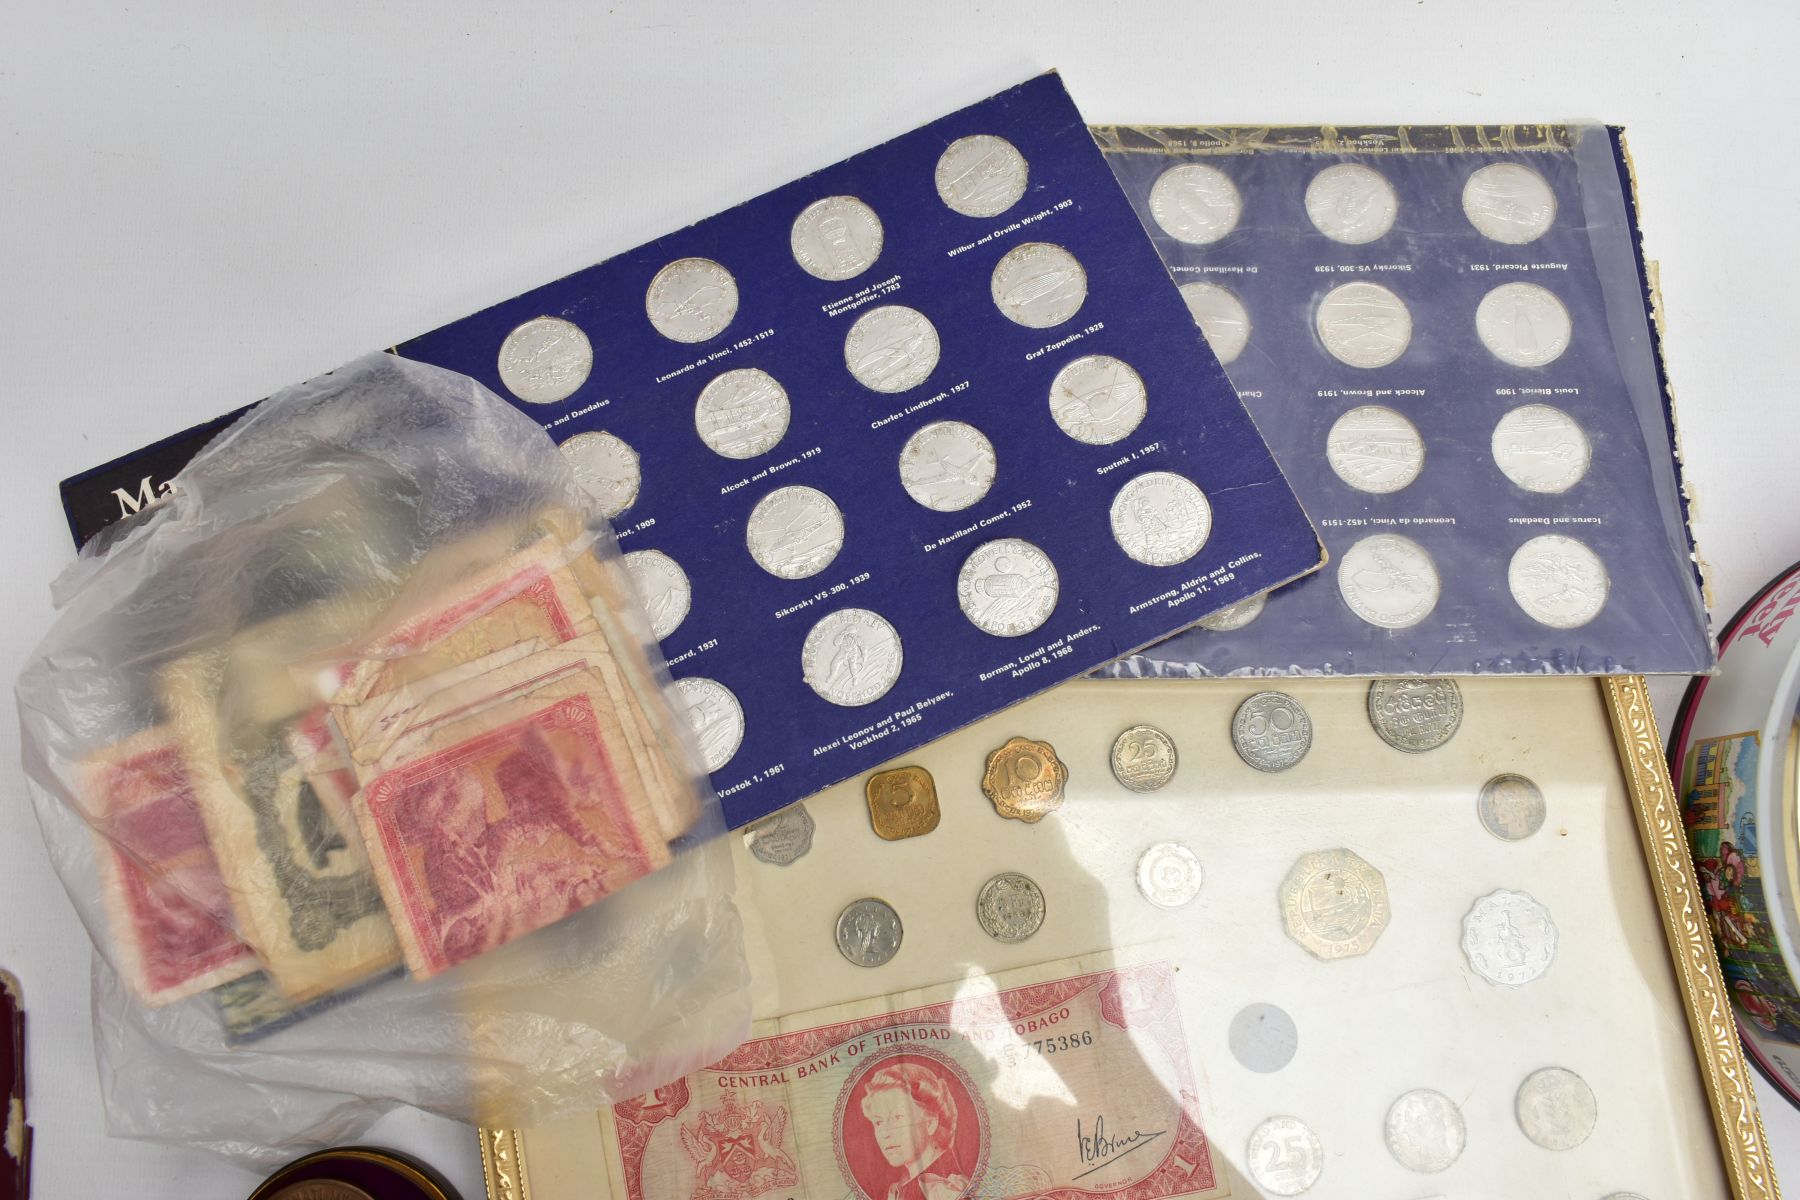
[479,677,1774,1199]
[1092,122,1713,678]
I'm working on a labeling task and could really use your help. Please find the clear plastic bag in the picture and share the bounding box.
[15,352,750,1166]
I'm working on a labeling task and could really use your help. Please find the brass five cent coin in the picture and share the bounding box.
[981,737,1069,823]
[864,766,941,840]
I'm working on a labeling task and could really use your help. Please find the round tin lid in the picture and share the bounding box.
[246,1146,461,1200]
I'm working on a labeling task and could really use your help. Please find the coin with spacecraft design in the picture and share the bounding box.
[1492,403,1591,494]
[1326,405,1425,494]
[1463,162,1557,244]
[1179,281,1251,365]
[1149,163,1242,245]
[899,421,996,512]
[976,872,1046,943]
[674,677,744,773]
[802,608,903,707]
[1336,533,1440,630]
[497,316,592,405]
[646,257,738,343]
[791,195,883,282]
[560,431,640,519]
[622,548,691,640]
[1198,593,1266,632]
[695,368,790,460]
[845,305,940,393]
[1111,472,1212,567]
[958,538,1058,637]
[935,134,1029,218]
[746,485,845,580]
[1304,162,1399,244]
[1477,281,1572,368]
[1316,281,1412,368]
[991,242,1088,328]
[1048,355,1147,445]
[1508,534,1609,629]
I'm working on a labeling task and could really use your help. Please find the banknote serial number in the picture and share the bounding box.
[1000,1027,1094,1068]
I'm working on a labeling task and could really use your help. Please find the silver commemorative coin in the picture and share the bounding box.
[1110,471,1212,567]
[1384,1089,1466,1174]
[802,608,903,707]
[695,368,790,460]
[1233,691,1312,773]
[991,242,1088,329]
[1048,354,1147,446]
[1463,162,1557,245]
[674,677,744,773]
[622,548,692,640]
[1304,162,1399,245]
[1245,1116,1322,1197]
[791,195,883,282]
[1476,281,1572,368]
[746,485,845,580]
[1198,593,1266,632]
[1515,1066,1597,1151]
[1367,678,1463,753]
[844,304,940,394]
[836,897,903,968]
[1278,847,1391,961]
[935,134,1028,219]
[1148,164,1242,246]
[1178,281,1251,365]
[1336,533,1440,630]
[1136,842,1203,909]
[497,316,592,405]
[1508,534,1609,629]
[560,431,640,519]
[899,420,996,512]
[745,803,814,866]
[1326,405,1425,494]
[1228,1003,1298,1074]
[646,257,738,344]
[976,871,1045,943]
[1492,403,1591,494]
[957,538,1058,637]
[1111,724,1178,792]
[1315,281,1412,369]
[1478,773,1547,841]
[1462,887,1557,987]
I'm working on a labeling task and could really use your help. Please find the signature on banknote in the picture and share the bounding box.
[1074,1115,1167,1177]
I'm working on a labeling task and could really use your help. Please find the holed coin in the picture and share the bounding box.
[1232,691,1312,773]
[497,315,592,405]
[1111,724,1178,792]
[1228,1003,1298,1074]
[746,803,814,866]
[791,195,883,282]
[1198,593,1266,631]
[935,134,1029,219]
[1137,842,1203,909]
[1304,162,1399,245]
[1148,164,1242,246]
[958,538,1058,637]
[899,420,996,512]
[981,736,1068,823]
[674,677,744,772]
[1245,1116,1323,1197]
[1508,534,1609,629]
[1326,405,1424,494]
[1111,471,1212,567]
[1477,281,1572,368]
[976,872,1046,943]
[1515,1066,1597,1151]
[836,898,902,968]
[864,765,940,841]
[1493,403,1591,494]
[845,304,940,394]
[622,548,691,640]
[802,608,902,707]
[1462,888,1557,987]
[746,485,845,580]
[1179,281,1251,365]
[1367,678,1463,753]
[991,242,1088,329]
[646,257,738,344]
[560,431,640,519]
[1336,533,1440,630]
[1463,162,1557,245]
[695,368,790,460]
[1048,354,1147,446]
[1279,848,1391,960]
[1384,1089,1466,1174]
[1477,773,1547,841]
[1316,281,1412,369]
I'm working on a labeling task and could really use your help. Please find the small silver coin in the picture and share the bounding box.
[791,195,883,282]
[1111,724,1178,793]
[1148,164,1242,246]
[1198,593,1266,632]
[695,368,790,460]
[1336,533,1440,630]
[1245,1116,1323,1197]
[1304,162,1399,245]
[935,134,1029,219]
[746,803,814,866]
[746,485,845,580]
[1384,1089,1467,1174]
[1463,162,1557,245]
[836,897,903,968]
[1493,403,1591,494]
[1316,281,1412,369]
[1048,354,1147,445]
[674,677,744,773]
[1232,691,1312,773]
[1508,534,1609,629]
[497,316,593,405]
[1326,405,1425,494]
[899,420,996,512]
[957,538,1059,637]
[1462,888,1557,987]
[560,431,641,519]
[802,608,903,707]
[1477,773,1547,841]
[1110,471,1213,567]
[1279,848,1391,960]
[1178,281,1251,365]
[1477,281,1573,368]
[976,872,1046,943]
[991,242,1088,329]
[646,257,738,344]
[622,548,691,640]
[1136,842,1203,909]
[1367,678,1463,753]
[1515,1066,1597,1151]
[1228,1003,1298,1074]
[844,304,940,394]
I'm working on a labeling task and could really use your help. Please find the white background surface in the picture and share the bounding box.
[2,2,1796,1195]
